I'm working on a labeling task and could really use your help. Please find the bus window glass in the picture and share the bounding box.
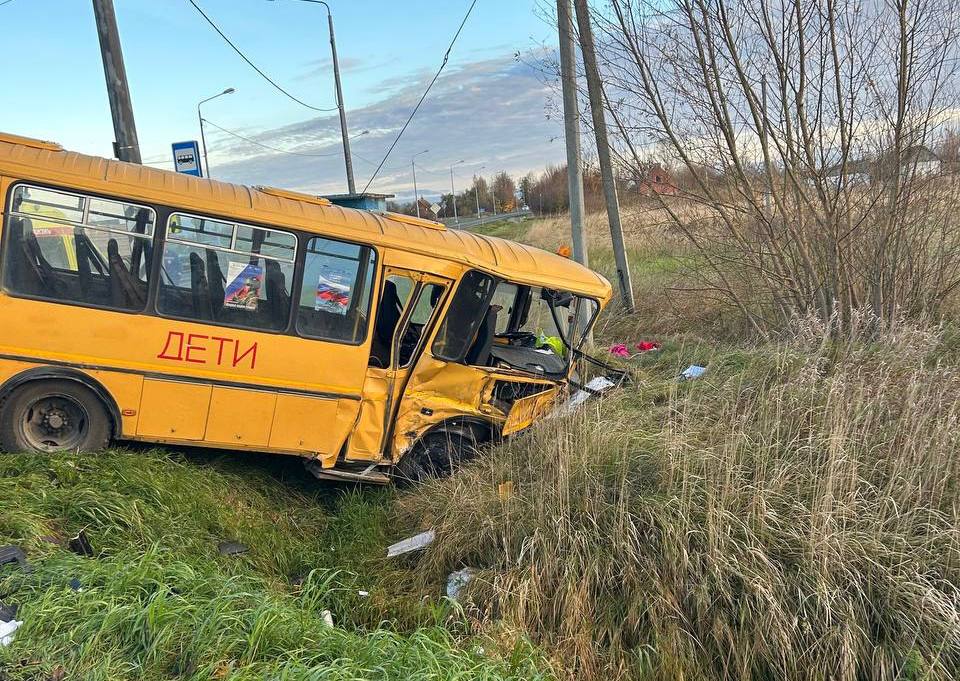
[432,270,496,362]
[296,236,377,344]
[235,225,296,260]
[157,213,295,331]
[3,184,155,311]
[398,283,445,367]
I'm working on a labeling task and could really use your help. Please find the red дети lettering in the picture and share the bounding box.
[157,331,257,369]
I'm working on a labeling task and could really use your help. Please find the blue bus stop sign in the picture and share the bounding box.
[172,141,202,177]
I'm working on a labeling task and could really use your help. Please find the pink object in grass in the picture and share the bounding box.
[609,343,630,358]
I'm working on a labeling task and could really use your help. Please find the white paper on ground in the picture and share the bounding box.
[552,376,617,416]
[386,530,436,558]
[0,619,22,647]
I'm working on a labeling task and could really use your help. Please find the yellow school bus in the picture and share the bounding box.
[0,132,611,482]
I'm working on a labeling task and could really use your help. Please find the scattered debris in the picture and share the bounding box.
[357,590,369,598]
[609,343,630,358]
[320,609,334,628]
[446,568,476,601]
[69,578,83,592]
[0,618,21,647]
[498,481,514,501]
[0,545,32,573]
[553,376,617,416]
[68,530,94,557]
[218,541,248,556]
[0,601,18,623]
[386,530,436,558]
[680,364,708,381]
[636,341,662,352]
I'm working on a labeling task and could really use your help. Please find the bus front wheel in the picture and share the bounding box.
[394,429,481,484]
[0,380,111,454]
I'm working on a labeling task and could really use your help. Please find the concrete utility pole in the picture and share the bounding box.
[325,5,356,194]
[556,0,587,267]
[574,0,634,310]
[91,0,141,164]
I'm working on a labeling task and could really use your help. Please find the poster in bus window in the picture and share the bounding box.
[316,271,351,315]
[224,261,263,310]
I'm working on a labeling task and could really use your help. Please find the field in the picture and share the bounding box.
[3,211,960,680]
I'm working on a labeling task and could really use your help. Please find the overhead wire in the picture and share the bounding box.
[202,118,345,157]
[361,0,479,192]
[187,0,338,112]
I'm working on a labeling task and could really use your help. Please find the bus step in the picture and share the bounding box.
[303,460,391,485]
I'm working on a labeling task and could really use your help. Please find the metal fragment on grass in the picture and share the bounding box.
[386,530,436,557]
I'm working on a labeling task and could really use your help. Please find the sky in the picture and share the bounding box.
[0,0,570,200]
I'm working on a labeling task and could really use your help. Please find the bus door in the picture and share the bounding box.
[346,269,449,460]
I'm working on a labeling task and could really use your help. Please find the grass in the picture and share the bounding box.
[4,210,960,680]
[0,450,550,680]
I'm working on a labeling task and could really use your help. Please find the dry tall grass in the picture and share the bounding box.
[399,323,960,680]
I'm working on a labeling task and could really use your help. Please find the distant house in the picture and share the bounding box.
[824,145,944,184]
[636,165,679,196]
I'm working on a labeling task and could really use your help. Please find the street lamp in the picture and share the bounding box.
[449,159,464,224]
[475,165,486,220]
[198,87,235,179]
[268,0,356,193]
[411,149,429,218]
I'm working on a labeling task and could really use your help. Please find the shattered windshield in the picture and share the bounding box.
[431,269,598,377]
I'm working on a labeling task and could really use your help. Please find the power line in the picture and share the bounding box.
[187,0,338,113]
[0,0,18,7]
[361,0,479,192]
[202,118,345,157]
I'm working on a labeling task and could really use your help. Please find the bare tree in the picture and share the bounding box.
[589,0,960,335]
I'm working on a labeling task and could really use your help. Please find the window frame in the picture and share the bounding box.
[294,233,380,346]
[1,181,157,315]
[154,211,300,335]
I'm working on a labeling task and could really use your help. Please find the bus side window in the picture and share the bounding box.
[2,184,155,311]
[295,236,377,344]
[156,214,296,332]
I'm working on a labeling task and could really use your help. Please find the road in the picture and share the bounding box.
[441,210,529,230]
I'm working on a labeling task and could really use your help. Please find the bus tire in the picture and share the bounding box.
[394,428,481,484]
[0,380,112,454]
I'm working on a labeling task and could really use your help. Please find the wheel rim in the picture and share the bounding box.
[18,394,90,452]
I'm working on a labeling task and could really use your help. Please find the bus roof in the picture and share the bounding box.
[0,132,612,302]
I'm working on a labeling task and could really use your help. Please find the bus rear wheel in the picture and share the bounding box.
[0,380,111,454]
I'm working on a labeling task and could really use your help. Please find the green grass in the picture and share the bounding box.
[0,450,550,680]
[467,217,534,242]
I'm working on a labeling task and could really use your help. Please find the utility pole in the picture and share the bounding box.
[574,0,634,310]
[91,0,141,164]
[325,5,356,194]
[556,0,587,267]
[412,160,420,218]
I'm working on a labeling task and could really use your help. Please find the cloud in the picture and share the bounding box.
[208,52,567,198]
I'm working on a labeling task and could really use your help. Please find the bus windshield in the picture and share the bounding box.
[432,270,597,377]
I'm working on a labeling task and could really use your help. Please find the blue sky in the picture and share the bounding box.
[1,0,569,198]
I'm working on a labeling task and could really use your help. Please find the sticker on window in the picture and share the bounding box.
[224,261,264,310]
[316,272,351,315]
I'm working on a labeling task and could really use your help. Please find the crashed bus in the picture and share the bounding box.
[0,132,611,482]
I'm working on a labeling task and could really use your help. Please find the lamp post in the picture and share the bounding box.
[411,149,429,218]
[449,159,464,224]
[269,0,356,193]
[198,87,235,179]
[475,165,485,220]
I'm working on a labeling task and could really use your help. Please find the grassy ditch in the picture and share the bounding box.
[0,450,549,680]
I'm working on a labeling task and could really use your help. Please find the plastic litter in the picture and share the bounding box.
[386,530,435,558]
[446,568,476,601]
[680,364,707,380]
[218,541,248,556]
[357,590,369,598]
[68,530,94,558]
[553,376,617,416]
[636,341,662,352]
[320,610,334,628]
[0,619,21,647]
[0,545,32,573]
[69,578,83,592]
[0,601,18,623]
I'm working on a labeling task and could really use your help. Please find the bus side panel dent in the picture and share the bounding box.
[391,358,498,458]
